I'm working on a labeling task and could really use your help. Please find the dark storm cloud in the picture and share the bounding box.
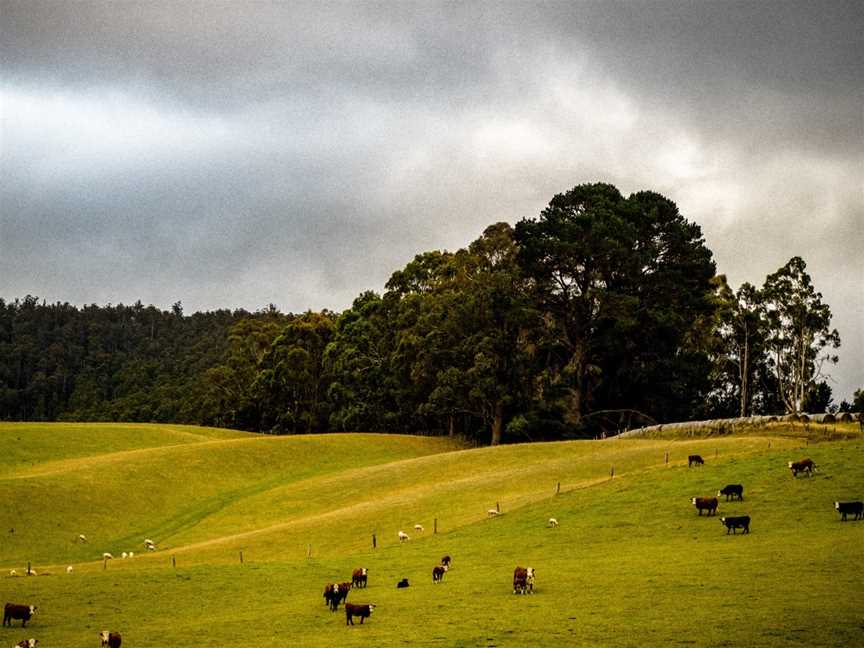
[1,1,861,399]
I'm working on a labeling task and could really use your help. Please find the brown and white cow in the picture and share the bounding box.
[432,564,448,583]
[788,458,815,477]
[513,566,535,594]
[441,555,451,568]
[691,496,718,516]
[345,603,375,625]
[14,639,38,648]
[352,567,368,588]
[100,630,122,648]
[3,604,36,628]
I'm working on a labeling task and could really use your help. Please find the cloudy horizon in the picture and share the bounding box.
[1,1,862,400]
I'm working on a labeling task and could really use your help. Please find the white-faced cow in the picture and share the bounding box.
[718,485,744,501]
[100,630,122,648]
[441,555,451,568]
[835,501,863,521]
[345,603,375,625]
[692,497,718,516]
[352,567,368,588]
[513,566,535,594]
[788,458,815,477]
[720,515,750,534]
[3,604,36,628]
[14,639,38,648]
[432,564,448,583]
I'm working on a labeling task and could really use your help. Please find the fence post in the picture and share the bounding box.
[496,501,500,513]
[27,561,31,575]
[172,555,176,569]
[372,534,376,549]
[665,451,669,465]
[610,466,614,479]
[433,519,438,534]
[240,551,244,565]
[307,544,312,559]
[556,482,561,495]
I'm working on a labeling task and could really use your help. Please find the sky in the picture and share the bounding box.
[1,1,862,401]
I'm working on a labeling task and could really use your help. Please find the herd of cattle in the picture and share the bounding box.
[2,451,860,640]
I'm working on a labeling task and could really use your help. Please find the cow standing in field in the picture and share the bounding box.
[688,455,704,467]
[720,516,750,534]
[14,639,37,648]
[718,485,744,501]
[692,497,718,516]
[441,555,451,568]
[513,567,535,594]
[432,565,448,583]
[3,604,36,628]
[345,603,375,625]
[100,631,122,647]
[788,458,815,477]
[352,568,368,588]
[835,501,863,521]
[324,584,344,612]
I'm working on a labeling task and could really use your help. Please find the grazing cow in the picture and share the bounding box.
[441,555,451,568]
[548,518,559,527]
[396,578,409,588]
[345,603,375,625]
[720,516,751,534]
[14,640,37,648]
[398,531,410,542]
[3,604,36,628]
[513,566,535,594]
[100,631,122,648]
[835,501,864,521]
[352,567,368,588]
[788,459,815,477]
[688,455,704,467]
[717,485,744,501]
[432,565,448,583]
[691,497,719,516]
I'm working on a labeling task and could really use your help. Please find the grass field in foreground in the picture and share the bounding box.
[0,422,861,647]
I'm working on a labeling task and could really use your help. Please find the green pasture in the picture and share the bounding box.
[0,422,861,647]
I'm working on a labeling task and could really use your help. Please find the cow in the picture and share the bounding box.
[13,640,37,648]
[323,583,342,611]
[513,566,535,594]
[3,604,36,628]
[100,631,122,648]
[441,555,451,568]
[688,455,704,467]
[691,496,718,516]
[717,485,744,501]
[720,515,750,534]
[432,565,448,583]
[396,578,409,588]
[352,567,368,588]
[345,603,375,625]
[337,582,352,606]
[788,458,815,477]
[835,501,864,521]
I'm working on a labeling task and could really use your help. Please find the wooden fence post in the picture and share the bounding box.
[665,451,669,465]
[433,519,438,534]
[172,555,176,569]
[307,544,312,559]
[372,534,377,549]
[27,561,31,575]
[610,466,614,479]
[556,482,561,495]
[496,501,500,513]
[240,551,244,565]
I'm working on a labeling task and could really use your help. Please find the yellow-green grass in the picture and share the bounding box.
[1,423,861,647]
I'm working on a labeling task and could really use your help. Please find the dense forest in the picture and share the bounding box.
[2,184,855,443]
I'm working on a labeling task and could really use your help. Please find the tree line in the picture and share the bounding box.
[2,183,857,442]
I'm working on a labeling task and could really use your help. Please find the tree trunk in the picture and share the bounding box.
[448,414,455,437]
[490,401,504,446]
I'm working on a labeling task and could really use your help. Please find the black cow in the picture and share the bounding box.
[432,565,448,583]
[323,583,345,612]
[692,496,718,516]
[345,603,375,625]
[835,501,863,521]
[100,631,122,648]
[720,515,750,534]
[718,484,744,501]
[688,455,704,467]
[3,604,36,628]
[396,578,410,588]
[441,555,452,568]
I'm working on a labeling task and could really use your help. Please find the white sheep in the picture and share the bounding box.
[414,524,424,531]
[66,566,73,574]
[398,531,410,542]
[128,551,134,558]
[146,544,157,551]
[78,534,88,543]
[121,552,128,559]
[26,569,37,576]
[548,517,559,527]
[487,509,500,517]
[9,569,17,576]
[102,552,113,560]
[144,538,155,547]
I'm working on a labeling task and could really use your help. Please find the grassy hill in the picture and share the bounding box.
[0,422,861,647]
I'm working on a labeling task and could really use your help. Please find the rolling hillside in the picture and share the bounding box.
[0,422,861,647]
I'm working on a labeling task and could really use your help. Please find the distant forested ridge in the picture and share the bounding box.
[1,183,846,442]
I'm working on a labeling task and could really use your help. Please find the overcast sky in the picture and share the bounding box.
[1,1,862,400]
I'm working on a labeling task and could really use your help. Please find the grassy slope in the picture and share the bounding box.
[0,422,861,647]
